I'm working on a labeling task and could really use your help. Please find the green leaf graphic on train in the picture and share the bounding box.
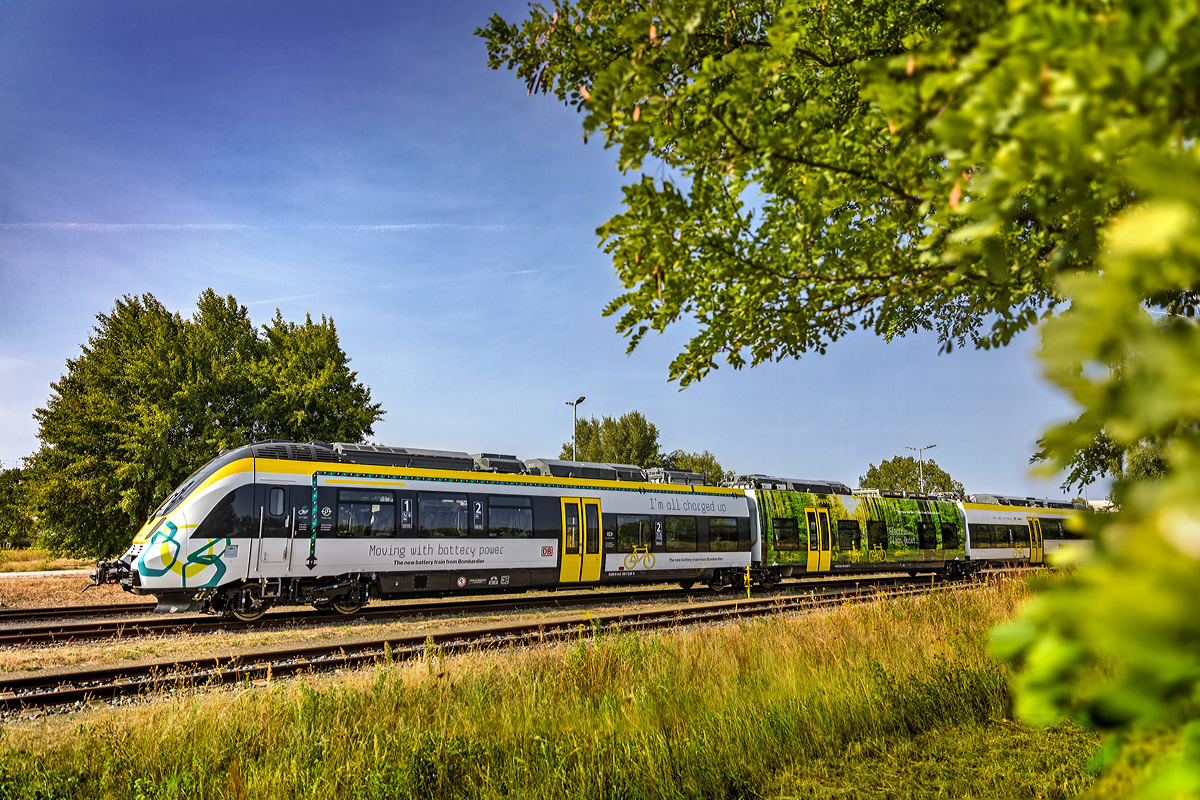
[137,520,230,587]
[759,491,965,567]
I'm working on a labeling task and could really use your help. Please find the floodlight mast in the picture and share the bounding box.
[566,397,586,460]
[905,444,937,493]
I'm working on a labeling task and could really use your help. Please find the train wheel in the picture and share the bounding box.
[678,581,695,591]
[709,576,728,593]
[225,585,268,622]
[332,598,362,616]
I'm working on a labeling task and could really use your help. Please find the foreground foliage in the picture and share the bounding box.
[24,290,383,558]
[0,580,1105,799]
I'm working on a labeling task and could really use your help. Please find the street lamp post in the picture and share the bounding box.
[905,444,937,493]
[566,397,586,460]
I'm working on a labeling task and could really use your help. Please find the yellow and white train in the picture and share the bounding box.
[91,441,1088,618]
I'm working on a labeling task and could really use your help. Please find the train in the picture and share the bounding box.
[89,440,1089,619]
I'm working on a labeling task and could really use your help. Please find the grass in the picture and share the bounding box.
[0,575,139,611]
[0,549,93,575]
[0,576,1135,799]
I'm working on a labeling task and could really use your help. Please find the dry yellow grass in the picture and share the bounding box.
[0,548,92,574]
[0,575,141,609]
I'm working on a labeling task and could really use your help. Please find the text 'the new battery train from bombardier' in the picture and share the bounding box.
[90,441,1088,620]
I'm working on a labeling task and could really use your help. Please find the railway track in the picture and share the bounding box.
[0,578,962,712]
[0,602,156,623]
[0,574,930,647]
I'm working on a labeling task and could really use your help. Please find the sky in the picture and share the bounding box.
[0,0,1099,500]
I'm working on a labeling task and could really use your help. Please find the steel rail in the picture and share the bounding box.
[0,602,156,622]
[0,579,965,711]
[0,575,931,647]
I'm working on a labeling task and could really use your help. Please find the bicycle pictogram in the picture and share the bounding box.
[623,545,656,570]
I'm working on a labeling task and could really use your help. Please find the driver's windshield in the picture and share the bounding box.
[152,447,249,519]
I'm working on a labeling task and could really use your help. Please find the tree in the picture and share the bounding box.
[0,466,34,548]
[660,449,732,486]
[24,290,383,557]
[560,410,661,467]
[478,0,1113,386]
[859,456,963,495]
[485,0,1200,785]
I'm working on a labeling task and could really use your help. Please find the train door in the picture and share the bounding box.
[559,498,583,583]
[1028,518,1045,565]
[580,499,602,582]
[817,508,832,571]
[805,508,833,572]
[256,485,289,566]
[805,508,820,572]
[288,485,313,571]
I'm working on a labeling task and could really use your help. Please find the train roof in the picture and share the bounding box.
[722,474,853,495]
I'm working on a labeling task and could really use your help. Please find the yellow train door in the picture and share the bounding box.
[581,498,602,582]
[817,508,832,571]
[805,508,820,572]
[1028,518,1045,565]
[559,499,583,583]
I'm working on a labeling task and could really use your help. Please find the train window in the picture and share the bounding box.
[564,503,580,553]
[488,496,532,538]
[917,522,937,549]
[837,520,861,551]
[194,485,256,540]
[616,515,651,551]
[969,523,992,548]
[585,504,600,554]
[417,493,469,538]
[1041,518,1078,539]
[940,524,960,549]
[664,516,698,552]
[773,517,801,550]
[336,491,395,538]
[866,520,887,550]
[268,487,285,517]
[806,510,819,551]
[709,518,739,551]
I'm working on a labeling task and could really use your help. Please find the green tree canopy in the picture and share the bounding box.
[859,455,963,495]
[0,466,35,548]
[25,290,383,557]
[560,410,662,467]
[660,449,732,486]
[477,0,1130,386]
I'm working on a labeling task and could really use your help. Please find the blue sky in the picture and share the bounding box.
[0,0,1098,499]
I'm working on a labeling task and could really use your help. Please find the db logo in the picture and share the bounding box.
[541,546,554,557]
[456,576,467,588]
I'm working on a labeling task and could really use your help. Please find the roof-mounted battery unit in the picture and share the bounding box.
[970,493,1079,510]
[471,453,526,474]
[877,489,936,500]
[781,478,853,496]
[646,467,707,486]
[722,475,788,490]
[250,441,341,463]
[334,443,475,472]
[524,459,647,482]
